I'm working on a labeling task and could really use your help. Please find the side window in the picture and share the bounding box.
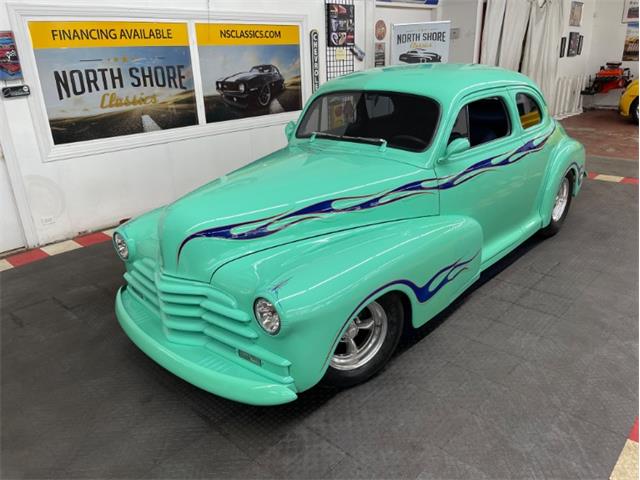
[449,106,469,144]
[467,97,510,147]
[516,93,542,129]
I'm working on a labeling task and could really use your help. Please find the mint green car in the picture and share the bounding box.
[113,64,586,405]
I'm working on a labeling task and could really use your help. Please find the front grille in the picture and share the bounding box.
[124,258,292,383]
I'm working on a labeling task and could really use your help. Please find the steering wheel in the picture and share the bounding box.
[389,134,428,150]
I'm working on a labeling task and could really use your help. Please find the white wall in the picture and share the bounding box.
[0,0,360,250]
[438,0,481,63]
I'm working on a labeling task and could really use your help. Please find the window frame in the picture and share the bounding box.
[294,89,442,153]
[446,93,514,151]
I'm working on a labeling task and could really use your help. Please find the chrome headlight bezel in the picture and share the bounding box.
[238,82,246,93]
[113,232,129,261]
[253,298,281,335]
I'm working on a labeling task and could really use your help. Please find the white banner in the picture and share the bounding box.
[391,21,450,65]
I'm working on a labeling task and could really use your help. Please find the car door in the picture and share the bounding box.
[509,87,556,236]
[434,88,531,265]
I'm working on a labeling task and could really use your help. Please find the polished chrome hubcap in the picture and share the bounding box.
[552,177,569,222]
[330,301,388,371]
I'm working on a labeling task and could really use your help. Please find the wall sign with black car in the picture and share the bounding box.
[399,49,442,64]
[216,64,285,109]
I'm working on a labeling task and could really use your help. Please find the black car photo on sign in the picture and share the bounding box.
[197,23,302,123]
[399,49,442,63]
[216,64,285,109]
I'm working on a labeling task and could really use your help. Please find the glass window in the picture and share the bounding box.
[466,97,511,147]
[448,106,469,144]
[296,91,439,152]
[516,93,542,129]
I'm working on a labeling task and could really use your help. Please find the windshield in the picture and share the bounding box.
[296,91,439,152]
[251,66,271,73]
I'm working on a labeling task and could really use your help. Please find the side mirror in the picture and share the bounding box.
[443,137,470,160]
[284,120,295,140]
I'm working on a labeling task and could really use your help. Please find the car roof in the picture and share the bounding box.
[315,63,539,105]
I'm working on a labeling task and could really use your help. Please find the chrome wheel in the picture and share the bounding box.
[330,301,388,371]
[552,177,569,222]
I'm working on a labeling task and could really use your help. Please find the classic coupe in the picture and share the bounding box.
[399,49,442,63]
[216,64,285,108]
[114,64,586,405]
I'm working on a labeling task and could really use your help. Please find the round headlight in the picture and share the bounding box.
[254,298,280,334]
[238,83,245,93]
[113,232,129,261]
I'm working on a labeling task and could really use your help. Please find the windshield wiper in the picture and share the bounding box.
[311,131,387,149]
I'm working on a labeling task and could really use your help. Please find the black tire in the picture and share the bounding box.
[256,84,271,107]
[540,171,574,238]
[631,98,638,123]
[323,292,405,388]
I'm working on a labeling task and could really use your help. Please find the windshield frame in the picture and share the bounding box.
[295,89,442,153]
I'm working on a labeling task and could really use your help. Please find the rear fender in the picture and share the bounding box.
[539,130,586,227]
[213,216,482,392]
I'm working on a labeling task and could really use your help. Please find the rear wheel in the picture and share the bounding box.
[540,172,573,238]
[323,293,404,388]
[631,98,638,123]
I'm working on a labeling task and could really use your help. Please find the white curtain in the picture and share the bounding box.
[521,0,565,115]
[498,0,532,70]
[480,0,506,66]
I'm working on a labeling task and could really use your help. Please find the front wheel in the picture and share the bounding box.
[540,172,573,238]
[323,293,404,388]
[631,98,638,123]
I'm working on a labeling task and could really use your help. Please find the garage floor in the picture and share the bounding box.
[2,114,638,479]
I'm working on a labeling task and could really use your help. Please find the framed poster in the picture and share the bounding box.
[569,2,583,27]
[623,22,639,60]
[623,0,639,23]
[374,42,385,67]
[196,23,302,123]
[0,31,22,80]
[377,0,439,7]
[327,3,355,47]
[567,31,580,57]
[28,21,197,145]
[559,36,567,58]
[391,21,450,65]
[577,35,584,55]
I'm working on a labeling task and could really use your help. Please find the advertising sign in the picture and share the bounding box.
[623,22,639,60]
[196,23,302,123]
[0,31,22,80]
[391,21,450,65]
[28,21,197,145]
[310,29,320,93]
[327,3,355,47]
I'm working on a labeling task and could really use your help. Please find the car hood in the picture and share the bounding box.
[220,71,260,83]
[158,142,438,283]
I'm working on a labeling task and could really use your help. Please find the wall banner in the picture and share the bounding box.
[0,31,22,80]
[390,21,450,65]
[196,23,302,123]
[28,21,197,145]
[310,29,320,93]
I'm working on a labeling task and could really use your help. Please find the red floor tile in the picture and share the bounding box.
[620,177,639,185]
[74,232,111,247]
[6,249,49,267]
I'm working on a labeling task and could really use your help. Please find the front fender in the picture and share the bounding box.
[539,127,586,227]
[212,216,481,392]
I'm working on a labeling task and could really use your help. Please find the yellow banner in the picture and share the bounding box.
[196,23,299,46]
[29,21,189,49]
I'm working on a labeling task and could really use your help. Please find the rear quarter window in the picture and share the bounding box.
[516,93,543,129]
